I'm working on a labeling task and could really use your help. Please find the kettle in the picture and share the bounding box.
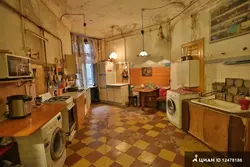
[6,95,32,119]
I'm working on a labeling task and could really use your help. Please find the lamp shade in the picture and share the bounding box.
[139,51,148,57]
[109,52,118,59]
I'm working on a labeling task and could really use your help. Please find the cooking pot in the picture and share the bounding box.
[6,95,32,119]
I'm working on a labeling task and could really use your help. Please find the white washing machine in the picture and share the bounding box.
[166,90,198,129]
[16,112,66,167]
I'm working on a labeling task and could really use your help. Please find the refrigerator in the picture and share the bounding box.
[97,61,115,101]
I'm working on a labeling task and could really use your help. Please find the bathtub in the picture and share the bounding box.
[191,98,250,113]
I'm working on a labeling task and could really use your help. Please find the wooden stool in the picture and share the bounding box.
[156,96,166,111]
[129,95,138,107]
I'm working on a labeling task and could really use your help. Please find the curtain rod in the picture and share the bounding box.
[70,32,102,40]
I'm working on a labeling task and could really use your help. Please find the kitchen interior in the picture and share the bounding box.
[0,0,250,167]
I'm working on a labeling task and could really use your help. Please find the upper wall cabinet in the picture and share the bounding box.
[65,54,77,74]
[44,32,62,64]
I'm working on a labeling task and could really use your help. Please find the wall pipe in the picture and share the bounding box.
[0,0,64,60]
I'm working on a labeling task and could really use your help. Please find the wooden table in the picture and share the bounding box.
[133,88,158,111]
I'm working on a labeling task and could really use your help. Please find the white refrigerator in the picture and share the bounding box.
[97,61,115,101]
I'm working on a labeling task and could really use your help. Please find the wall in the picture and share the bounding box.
[0,0,72,103]
[170,2,250,92]
[105,26,171,65]
[130,67,170,87]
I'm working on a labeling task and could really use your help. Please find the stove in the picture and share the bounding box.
[41,93,76,141]
[45,96,73,104]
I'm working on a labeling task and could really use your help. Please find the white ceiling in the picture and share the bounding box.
[42,0,193,38]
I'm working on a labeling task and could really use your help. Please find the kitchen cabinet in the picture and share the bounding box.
[177,60,200,87]
[75,94,85,130]
[186,101,250,157]
[203,108,229,152]
[107,87,114,102]
[65,54,77,74]
[99,88,107,102]
[189,103,204,141]
[106,85,128,105]
[113,87,122,103]
[189,103,229,152]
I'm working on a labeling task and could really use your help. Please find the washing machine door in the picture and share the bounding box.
[50,128,66,161]
[167,98,176,115]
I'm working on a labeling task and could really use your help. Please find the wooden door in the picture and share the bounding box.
[203,108,229,152]
[76,94,85,130]
[189,103,204,140]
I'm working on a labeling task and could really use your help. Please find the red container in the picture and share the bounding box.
[239,99,250,110]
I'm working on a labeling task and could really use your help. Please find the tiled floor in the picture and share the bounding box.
[64,104,211,167]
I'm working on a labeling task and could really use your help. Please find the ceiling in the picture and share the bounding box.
[42,0,194,38]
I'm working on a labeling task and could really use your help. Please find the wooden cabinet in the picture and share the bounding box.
[106,85,128,105]
[203,108,229,152]
[113,87,122,103]
[75,94,85,130]
[189,103,204,141]
[99,88,107,101]
[65,54,77,74]
[187,102,246,154]
[107,87,114,102]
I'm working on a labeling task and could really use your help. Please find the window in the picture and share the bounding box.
[86,63,94,86]
[84,44,95,87]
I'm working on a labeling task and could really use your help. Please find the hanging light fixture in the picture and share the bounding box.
[83,15,88,44]
[109,26,118,60]
[139,9,149,57]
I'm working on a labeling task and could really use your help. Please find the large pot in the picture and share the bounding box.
[7,95,32,119]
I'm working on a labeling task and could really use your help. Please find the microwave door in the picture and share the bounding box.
[7,56,30,78]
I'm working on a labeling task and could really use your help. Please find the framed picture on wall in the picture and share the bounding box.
[210,0,250,43]
[142,67,152,77]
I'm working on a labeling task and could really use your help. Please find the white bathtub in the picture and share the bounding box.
[191,98,250,113]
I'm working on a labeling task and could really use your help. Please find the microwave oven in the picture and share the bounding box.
[0,53,33,79]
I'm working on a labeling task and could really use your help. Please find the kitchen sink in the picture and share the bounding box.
[191,98,250,113]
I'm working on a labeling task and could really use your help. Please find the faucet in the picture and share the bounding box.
[198,91,217,102]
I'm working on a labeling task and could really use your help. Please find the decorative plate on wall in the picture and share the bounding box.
[141,67,152,77]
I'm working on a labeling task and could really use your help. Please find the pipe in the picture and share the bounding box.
[25,29,48,41]
[0,0,64,60]
[60,13,85,21]
[143,1,185,11]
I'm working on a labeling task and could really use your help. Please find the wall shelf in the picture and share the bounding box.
[0,78,34,84]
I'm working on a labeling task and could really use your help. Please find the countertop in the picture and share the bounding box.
[106,83,129,87]
[0,103,66,137]
[133,88,157,93]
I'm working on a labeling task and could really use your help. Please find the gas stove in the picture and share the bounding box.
[44,96,73,104]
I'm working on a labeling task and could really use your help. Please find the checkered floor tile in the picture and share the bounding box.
[64,104,211,167]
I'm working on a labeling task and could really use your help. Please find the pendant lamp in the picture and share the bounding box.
[139,9,148,57]
[109,26,118,60]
